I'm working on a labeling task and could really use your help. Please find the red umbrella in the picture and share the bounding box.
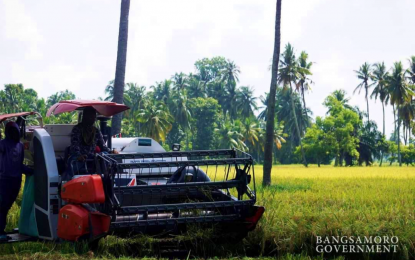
[46,100,130,117]
[0,112,38,123]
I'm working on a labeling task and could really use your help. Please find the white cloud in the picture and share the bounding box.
[1,0,43,59]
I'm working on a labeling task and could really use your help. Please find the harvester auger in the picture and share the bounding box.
[1,100,264,245]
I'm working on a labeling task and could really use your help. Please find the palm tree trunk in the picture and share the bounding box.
[397,107,402,166]
[380,101,385,167]
[408,124,410,143]
[263,0,282,187]
[301,83,308,120]
[112,0,130,136]
[290,86,308,167]
[365,86,370,121]
[393,104,396,143]
[403,124,407,145]
[379,153,383,167]
[406,124,411,145]
[382,102,385,136]
[298,105,302,139]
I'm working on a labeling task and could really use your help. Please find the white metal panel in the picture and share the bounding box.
[44,124,75,157]
[33,129,59,240]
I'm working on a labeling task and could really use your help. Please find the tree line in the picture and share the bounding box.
[354,59,415,166]
[1,50,414,166]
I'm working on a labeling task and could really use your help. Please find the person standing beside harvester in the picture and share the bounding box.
[0,122,33,241]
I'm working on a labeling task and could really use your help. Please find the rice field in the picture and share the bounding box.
[250,165,414,259]
[2,165,414,259]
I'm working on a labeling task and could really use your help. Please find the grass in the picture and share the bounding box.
[250,165,415,259]
[2,165,414,259]
[0,254,346,260]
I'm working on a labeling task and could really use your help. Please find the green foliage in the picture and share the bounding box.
[0,84,42,115]
[190,97,220,150]
[3,54,415,167]
[326,98,360,165]
[388,62,414,106]
[401,144,415,166]
[194,56,228,83]
[371,62,389,105]
[357,121,384,166]
[301,91,362,166]
[137,102,173,143]
[215,120,247,151]
[297,51,313,98]
[45,90,77,124]
[297,117,336,166]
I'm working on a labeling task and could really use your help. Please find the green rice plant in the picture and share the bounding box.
[2,165,414,259]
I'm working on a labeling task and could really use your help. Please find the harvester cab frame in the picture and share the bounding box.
[1,100,264,245]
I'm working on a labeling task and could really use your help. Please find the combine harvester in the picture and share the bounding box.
[0,100,264,245]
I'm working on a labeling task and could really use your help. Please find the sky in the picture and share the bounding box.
[1,0,414,137]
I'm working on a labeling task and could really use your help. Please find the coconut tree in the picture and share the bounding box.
[112,0,131,136]
[187,77,207,99]
[126,83,146,113]
[21,88,39,112]
[405,56,415,140]
[296,51,313,114]
[236,86,258,118]
[171,91,192,150]
[263,0,282,186]
[257,93,269,121]
[406,56,415,141]
[215,121,247,151]
[219,60,241,120]
[272,121,286,150]
[0,91,5,113]
[351,105,368,121]
[2,84,24,113]
[106,80,132,112]
[257,120,285,163]
[241,117,261,148]
[325,90,353,113]
[224,83,239,120]
[172,72,189,92]
[371,62,390,136]
[221,60,240,90]
[151,80,172,104]
[207,79,226,109]
[398,101,415,145]
[406,56,415,85]
[104,80,115,101]
[387,61,414,166]
[46,90,76,108]
[277,43,307,167]
[354,62,373,121]
[276,88,311,150]
[125,83,146,134]
[137,102,173,142]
